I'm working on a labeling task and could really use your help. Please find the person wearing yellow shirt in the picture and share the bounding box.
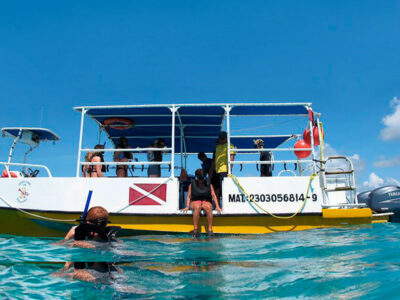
[212,131,235,198]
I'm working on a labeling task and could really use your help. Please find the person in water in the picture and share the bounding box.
[113,137,133,177]
[64,206,120,247]
[181,168,222,237]
[82,144,106,177]
[147,138,166,177]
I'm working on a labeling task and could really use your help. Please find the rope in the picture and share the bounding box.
[0,196,76,222]
[228,173,317,219]
[319,121,324,169]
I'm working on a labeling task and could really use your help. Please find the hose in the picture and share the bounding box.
[228,173,316,219]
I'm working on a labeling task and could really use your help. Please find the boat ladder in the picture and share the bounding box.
[319,156,365,209]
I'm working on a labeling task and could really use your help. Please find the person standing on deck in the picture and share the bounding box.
[114,137,133,177]
[212,131,235,198]
[147,138,166,177]
[254,139,273,177]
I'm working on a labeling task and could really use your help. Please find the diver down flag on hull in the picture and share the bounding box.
[129,183,167,205]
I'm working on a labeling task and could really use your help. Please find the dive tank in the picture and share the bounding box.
[369,185,400,222]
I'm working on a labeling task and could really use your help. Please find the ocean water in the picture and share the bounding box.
[1,223,400,299]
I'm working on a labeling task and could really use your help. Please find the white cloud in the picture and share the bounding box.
[373,156,400,168]
[380,97,400,141]
[361,172,400,191]
[363,173,384,189]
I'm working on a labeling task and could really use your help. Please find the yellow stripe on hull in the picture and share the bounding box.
[0,207,390,237]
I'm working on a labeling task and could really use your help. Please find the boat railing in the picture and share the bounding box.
[80,161,171,166]
[80,147,173,152]
[0,162,53,177]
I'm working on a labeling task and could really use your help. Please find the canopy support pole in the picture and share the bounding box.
[7,129,22,165]
[76,108,86,177]
[225,105,232,175]
[309,121,316,174]
[170,105,177,178]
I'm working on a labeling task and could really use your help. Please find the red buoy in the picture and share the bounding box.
[303,126,323,147]
[294,140,311,159]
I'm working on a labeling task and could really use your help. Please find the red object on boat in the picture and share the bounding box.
[1,170,19,178]
[303,126,323,147]
[104,118,134,130]
[294,140,311,159]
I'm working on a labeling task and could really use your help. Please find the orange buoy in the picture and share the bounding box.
[294,140,311,159]
[303,125,323,146]
[104,118,134,130]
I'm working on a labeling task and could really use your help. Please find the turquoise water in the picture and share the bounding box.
[1,223,400,299]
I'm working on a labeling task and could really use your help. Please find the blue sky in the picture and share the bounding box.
[0,1,399,189]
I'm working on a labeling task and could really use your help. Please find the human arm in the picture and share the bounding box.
[210,184,222,212]
[64,226,77,240]
[181,184,191,211]
[230,154,235,172]
[229,144,236,172]
[81,166,86,178]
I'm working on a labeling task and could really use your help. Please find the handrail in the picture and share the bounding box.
[232,148,312,152]
[231,160,313,165]
[81,147,172,152]
[80,161,171,166]
[0,162,52,177]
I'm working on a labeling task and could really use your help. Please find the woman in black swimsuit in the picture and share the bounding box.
[181,169,222,237]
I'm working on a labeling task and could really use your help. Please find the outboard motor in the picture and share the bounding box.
[369,185,400,222]
[357,191,371,207]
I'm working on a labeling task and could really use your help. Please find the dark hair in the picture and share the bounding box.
[117,137,132,159]
[93,144,106,172]
[197,152,206,159]
[194,168,205,182]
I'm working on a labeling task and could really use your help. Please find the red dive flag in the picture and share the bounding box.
[129,183,167,205]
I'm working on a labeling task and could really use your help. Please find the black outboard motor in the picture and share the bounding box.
[369,185,400,222]
[357,191,371,207]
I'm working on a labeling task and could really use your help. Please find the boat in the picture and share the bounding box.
[0,103,391,237]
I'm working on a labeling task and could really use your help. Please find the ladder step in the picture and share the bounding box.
[324,170,354,175]
[325,186,355,192]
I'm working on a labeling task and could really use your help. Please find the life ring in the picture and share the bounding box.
[103,118,134,130]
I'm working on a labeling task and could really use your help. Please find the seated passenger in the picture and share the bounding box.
[181,169,222,237]
[113,137,133,177]
[147,138,165,178]
[254,139,273,177]
[82,144,106,178]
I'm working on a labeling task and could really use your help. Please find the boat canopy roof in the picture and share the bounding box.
[74,103,311,153]
[1,127,60,142]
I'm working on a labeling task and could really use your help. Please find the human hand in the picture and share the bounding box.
[181,207,189,212]
[216,207,222,213]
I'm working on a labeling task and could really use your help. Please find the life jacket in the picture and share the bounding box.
[191,179,212,202]
[74,223,121,243]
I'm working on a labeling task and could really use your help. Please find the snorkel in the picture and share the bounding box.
[79,190,93,223]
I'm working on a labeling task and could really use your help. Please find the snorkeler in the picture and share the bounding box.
[64,206,121,247]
